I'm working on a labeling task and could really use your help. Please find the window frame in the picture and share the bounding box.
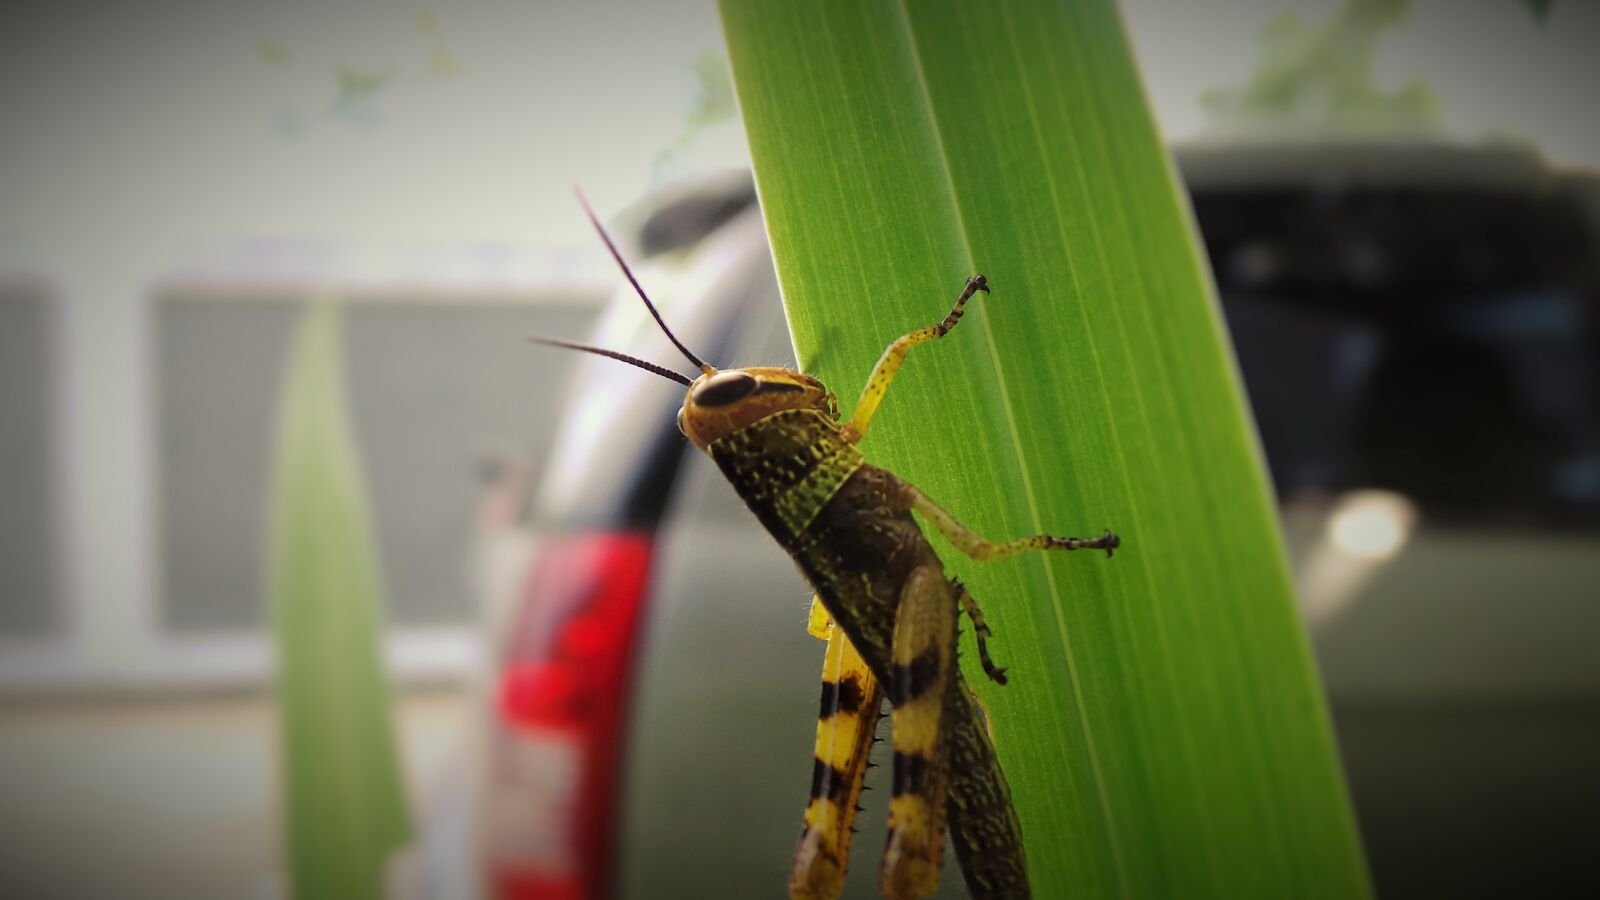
[0,248,611,696]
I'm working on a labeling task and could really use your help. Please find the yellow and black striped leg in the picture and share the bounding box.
[881,566,958,900]
[791,599,885,900]
[843,275,989,444]
[903,483,1121,559]
[951,578,1007,685]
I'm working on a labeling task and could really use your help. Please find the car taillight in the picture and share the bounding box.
[487,532,655,900]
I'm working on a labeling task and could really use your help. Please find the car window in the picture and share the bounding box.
[1196,183,1600,528]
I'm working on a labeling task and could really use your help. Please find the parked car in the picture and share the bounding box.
[480,142,1600,899]
[476,173,782,900]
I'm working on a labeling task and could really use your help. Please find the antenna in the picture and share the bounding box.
[574,187,714,374]
[526,334,693,386]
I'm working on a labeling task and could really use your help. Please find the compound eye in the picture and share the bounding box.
[676,407,688,437]
[691,370,758,407]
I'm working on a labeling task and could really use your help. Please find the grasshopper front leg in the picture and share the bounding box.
[843,275,989,444]
[792,601,885,900]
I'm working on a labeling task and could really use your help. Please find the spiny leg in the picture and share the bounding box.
[791,601,885,900]
[881,566,958,900]
[950,578,1007,685]
[901,482,1121,560]
[843,275,989,444]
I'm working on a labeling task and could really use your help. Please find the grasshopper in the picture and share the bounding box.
[533,196,1119,900]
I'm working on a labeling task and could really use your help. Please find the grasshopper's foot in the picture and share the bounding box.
[1097,529,1121,558]
[974,620,1008,686]
[1043,530,1120,557]
[935,276,990,336]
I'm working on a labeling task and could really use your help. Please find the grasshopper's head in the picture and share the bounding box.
[676,367,836,450]
[530,191,838,452]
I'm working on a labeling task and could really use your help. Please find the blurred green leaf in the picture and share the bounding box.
[269,301,411,900]
[719,1,1370,896]
[1202,0,1441,136]
[1520,0,1554,21]
[687,50,738,129]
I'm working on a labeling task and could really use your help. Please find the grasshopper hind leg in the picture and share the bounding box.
[792,602,885,900]
[882,565,959,900]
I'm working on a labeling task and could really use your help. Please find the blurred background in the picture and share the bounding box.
[1,0,1595,898]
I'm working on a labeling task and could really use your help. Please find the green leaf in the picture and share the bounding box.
[718,1,1371,897]
[268,301,412,899]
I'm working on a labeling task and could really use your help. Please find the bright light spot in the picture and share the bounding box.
[1328,490,1416,561]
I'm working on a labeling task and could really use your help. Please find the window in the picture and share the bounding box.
[155,292,598,631]
[0,284,59,638]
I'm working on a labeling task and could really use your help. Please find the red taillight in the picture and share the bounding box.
[488,532,655,900]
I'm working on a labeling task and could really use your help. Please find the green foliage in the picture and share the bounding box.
[1202,0,1441,135]
[1520,0,1555,21]
[268,301,411,900]
[718,1,1371,896]
[687,50,738,128]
